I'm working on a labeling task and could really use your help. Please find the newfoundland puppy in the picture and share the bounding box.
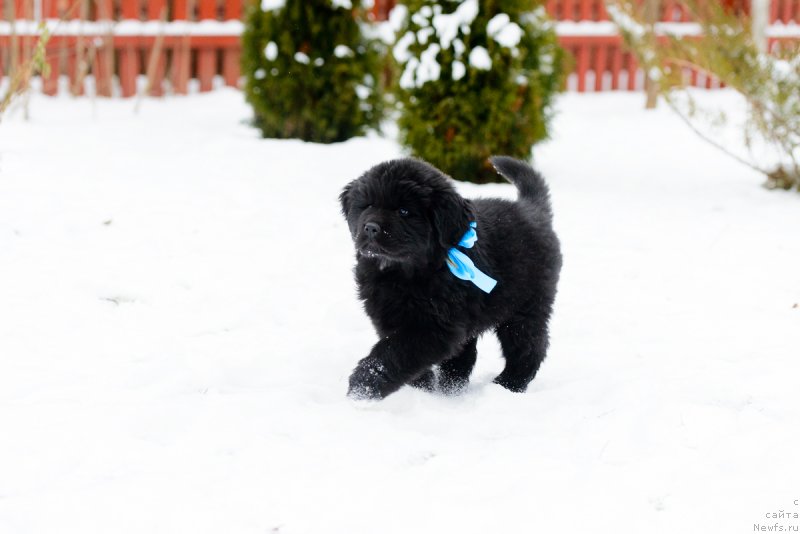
[339,156,561,400]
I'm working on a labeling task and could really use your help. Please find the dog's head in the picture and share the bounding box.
[339,159,473,269]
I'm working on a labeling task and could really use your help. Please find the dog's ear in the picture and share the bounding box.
[339,182,353,217]
[432,189,473,250]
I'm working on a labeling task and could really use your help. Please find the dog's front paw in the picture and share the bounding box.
[347,356,396,400]
[409,369,436,392]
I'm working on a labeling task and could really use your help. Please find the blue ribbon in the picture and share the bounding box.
[446,222,497,293]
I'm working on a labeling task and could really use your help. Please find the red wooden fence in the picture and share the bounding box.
[0,0,242,96]
[1,0,799,96]
[549,0,800,91]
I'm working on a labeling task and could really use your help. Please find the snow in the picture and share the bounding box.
[539,50,554,75]
[768,53,799,91]
[354,84,370,101]
[398,57,419,90]
[1,89,800,533]
[333,45,353,58]
[394,0,482,88]
[609,6,696,38]
[0,20,246,36]
[260,0,284,11]
[604,4,646,39]
[487,13,511,35]
[468,45,492,70]
[411,10,431,28]
[493,22,522,48]
[397,3,537,88]
[452,37,466,57]
[452,60,466,81]
[388,3,409,32]
[430,0,478,49]
[264,41,278,61]
[416,44,442,87]
[331,0,352,9]
[648,66,662,81]
[416,26,435,45]
[766,21,800,37]
[293,52,310,65]
[0,19,795,39]
[393,31,415,63]
[486,13,523,48]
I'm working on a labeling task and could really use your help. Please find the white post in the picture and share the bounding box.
[752,0,769,54]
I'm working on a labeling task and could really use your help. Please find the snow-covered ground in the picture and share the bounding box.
[1,90,799,534]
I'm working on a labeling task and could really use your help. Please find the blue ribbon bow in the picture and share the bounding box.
[446,222,497,293]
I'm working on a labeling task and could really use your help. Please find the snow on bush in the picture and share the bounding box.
[261,0,285,10]
[393,0,564,183]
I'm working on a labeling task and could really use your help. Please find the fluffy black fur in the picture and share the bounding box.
[339,157,561,400]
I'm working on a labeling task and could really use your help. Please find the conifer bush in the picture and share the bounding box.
[392,0,564,183]
[242,0,385,143]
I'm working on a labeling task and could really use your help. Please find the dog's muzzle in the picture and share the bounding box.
[363,222,381,240]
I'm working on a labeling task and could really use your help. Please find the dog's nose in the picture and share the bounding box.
[364,222,381,239]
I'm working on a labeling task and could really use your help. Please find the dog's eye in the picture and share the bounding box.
[398,208,409,217]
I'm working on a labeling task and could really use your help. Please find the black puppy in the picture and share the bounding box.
[339,157,561,400]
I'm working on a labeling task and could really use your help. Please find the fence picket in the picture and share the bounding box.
[781,0,794,22]
[198,0,216,19]
[626,53,638,91]
[579,0,592,21]
[223,0,241,87]
[197,0,218,91]
[118,0,141,98]
[597,0,609,20]
[121,0,139,19]
[223,48,240,87]
[594,43,607,91]
[67,52,84,95]
[147,0,166,20]
[119,48,140,97]
[562,0,576,21]
[42,0,59,18]
[610,45,623,89]
[576,43,590,92]
[225,0,241,19]
[546,0,559,19]
[43,52,59,95]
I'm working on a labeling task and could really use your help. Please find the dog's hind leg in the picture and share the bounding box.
[494,314,551,393]
[439,337,478,394]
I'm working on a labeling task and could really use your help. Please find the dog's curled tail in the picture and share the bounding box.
[489,156,552,217]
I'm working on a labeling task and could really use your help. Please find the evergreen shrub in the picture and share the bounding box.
[393,0,564,183]
[242,0,385,143]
